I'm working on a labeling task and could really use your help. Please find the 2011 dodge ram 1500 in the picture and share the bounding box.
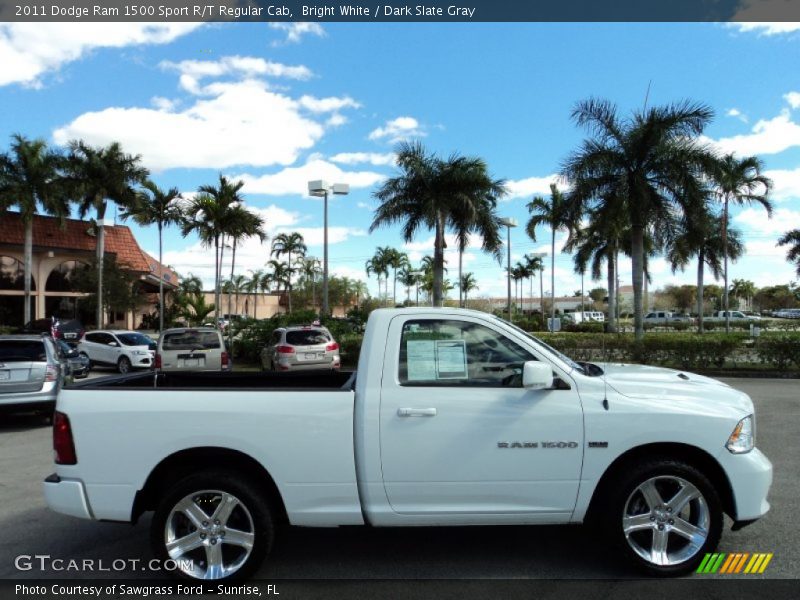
[43,308,772,580]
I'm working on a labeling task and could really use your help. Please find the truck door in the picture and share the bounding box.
[378,316,584,520]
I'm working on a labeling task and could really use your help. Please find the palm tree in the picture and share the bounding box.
[118,180,182,332]
[0,134,69,324]
[271,232,307,313]
[267,259,291,312]
[460,272,478,308]
[730,279,757,312]
[667,208,744,332]
[224,206,266,322]
[366,247,391,305]
[352,280,369,309]
[563,98,717,340]
[712,154,772,331]
[371,142,506,307]
[526,183,572,329]
[300,257,322,310]
[385,248,410,306]
[65,140,148,327]
[244,270,264,318]
[397,266,417,304]
[778,229,800,276]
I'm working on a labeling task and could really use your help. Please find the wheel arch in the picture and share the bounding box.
[132,447,288,525]
[584,442,735,526]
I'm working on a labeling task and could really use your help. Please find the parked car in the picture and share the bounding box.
[55,339,90,379]
[260,325,341,371]
[0,334,64,415]
[21,318,85,341]
[78,331,156,374]
[156,327,230,372]
[707,311,760,322]
[45,308,772,580]
[774,308,800,319]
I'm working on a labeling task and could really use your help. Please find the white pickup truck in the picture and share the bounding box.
[43,308,772,580]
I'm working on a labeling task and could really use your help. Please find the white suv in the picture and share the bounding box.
[78,331,156,374]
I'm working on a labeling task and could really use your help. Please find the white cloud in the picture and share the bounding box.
[702,109,800,155]
[298,95,360,112]
[728,22,800,36]
[726,108,749,123]
[0,23,202,88]
[784,92,800,109]
[330,152,396,166]
[53,78,323,171]
[764,166,800,201]
[231,158,385,196]
[269,22,326,45]
[734,206,800,235]
[356,202,372,209]
[504,174,564,200]
[326,114,348,127]
[150,96,178,111]
[368,116,426,142]
[160,56,313,94]
[281,226,367,247]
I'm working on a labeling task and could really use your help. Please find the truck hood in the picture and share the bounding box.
[597,362,753,414]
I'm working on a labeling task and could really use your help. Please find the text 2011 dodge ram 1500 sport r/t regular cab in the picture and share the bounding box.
[43,308,772,580]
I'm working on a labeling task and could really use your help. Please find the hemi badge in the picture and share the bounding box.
[588,441,609,448]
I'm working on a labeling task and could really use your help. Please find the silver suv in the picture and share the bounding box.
[260,326,341,372]
[156,327,230,372]
[0,335,65,415]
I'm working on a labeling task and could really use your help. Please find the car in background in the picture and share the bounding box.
[78,331,156,374]
[21,318,85,342]
[55,339,90,379]
[260,325,341,372]
[774,308,800,319]
[0,335,64,415]
[156,327,230,372]
[643,311,694,325]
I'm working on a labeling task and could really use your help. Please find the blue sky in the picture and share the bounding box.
[2,21,800,299]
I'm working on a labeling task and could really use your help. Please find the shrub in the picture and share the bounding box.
[756,335,800,370]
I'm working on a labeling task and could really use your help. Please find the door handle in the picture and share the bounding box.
[397,408,437,417]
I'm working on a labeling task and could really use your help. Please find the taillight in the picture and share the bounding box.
[221,351,229,369]
[326,342,339,351]
[277,345,295,354]
[45,364,59,382]
[154,353,162,369]
[53,411,77,465]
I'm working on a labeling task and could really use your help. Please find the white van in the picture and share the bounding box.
[155,327,231,372]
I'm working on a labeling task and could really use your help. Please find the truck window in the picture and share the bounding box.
[398,319,536,387]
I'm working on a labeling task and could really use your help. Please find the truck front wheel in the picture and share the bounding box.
[151,471,274,580]
[605,459,723,576]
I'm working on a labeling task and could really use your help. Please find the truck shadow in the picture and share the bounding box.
[0,412,51,433]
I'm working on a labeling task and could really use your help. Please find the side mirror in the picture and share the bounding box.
[522,361,553,390]
[108,342,118,347]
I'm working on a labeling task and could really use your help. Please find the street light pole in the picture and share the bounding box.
[308,180,349,317]
[499,218,517,319]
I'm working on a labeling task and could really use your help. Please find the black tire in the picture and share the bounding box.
[117,356,132,374]
[601,458,723,577]
[150,470,274,581]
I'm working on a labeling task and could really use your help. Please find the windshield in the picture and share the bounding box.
[117,333,155,347]
[493,316,585,374]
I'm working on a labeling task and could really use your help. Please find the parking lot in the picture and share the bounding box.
[0,378,797,580]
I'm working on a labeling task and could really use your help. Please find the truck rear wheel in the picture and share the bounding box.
[151,470,274,580]
[604,458,723,576]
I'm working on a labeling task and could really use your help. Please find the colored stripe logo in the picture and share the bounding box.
[697,552,773,574]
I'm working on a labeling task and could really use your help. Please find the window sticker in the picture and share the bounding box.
[406,340,437,381]
[435,340,468,380]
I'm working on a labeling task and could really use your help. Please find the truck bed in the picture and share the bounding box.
[68,369,356,390]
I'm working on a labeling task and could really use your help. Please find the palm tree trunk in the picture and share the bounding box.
[218,235,225,322]
[433,211,445,307]
[550,227,556,330]
[158,222,164,332]
[529,276,533,318]
[23,219,33,324]
[539,267,544,327]
[458,249,463,308]
[228,241,236,321]
[214,235,221,324]
[393,268,398,306]
[722,196,730,333]
[607,254,617,333]
[697,251,705,334]
[631,225,645,341]
[96,202,106,328]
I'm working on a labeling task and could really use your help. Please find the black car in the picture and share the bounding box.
[55,339,90,379]
[22,318,85,342]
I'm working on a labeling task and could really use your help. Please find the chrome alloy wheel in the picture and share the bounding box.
[164,490,256,580]
[622,475,710,567]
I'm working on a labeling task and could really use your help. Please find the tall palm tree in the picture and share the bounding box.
[385,248,409,306]
[119,180,182,332]
[65,140,148,327]
[667,208,744,332]
[270,232,306,313]
[300,257,322,310]
[526,183,573,329]
[352,280,369,309]
[524,254,546,320]
[730,279,757,312]
[224,206,266,322]
[366,247,392,305]
[267,259,291,312]
[778,229,800,276]
[712,153,772,331]
[244,270,266,319]
[563,98,717,340]
[398,266,418,304]
[0,134,69,324]
[460,272,478,308]
[371,142,506,307]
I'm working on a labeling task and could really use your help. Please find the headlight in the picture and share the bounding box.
[134,350,148,356]
[726,415,754,454]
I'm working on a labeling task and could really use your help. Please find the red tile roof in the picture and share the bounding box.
[0,212,178,285]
